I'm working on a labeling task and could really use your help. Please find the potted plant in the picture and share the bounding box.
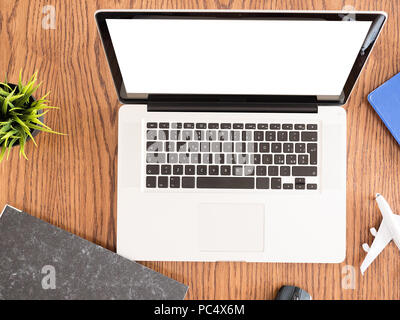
[0,71,63,162]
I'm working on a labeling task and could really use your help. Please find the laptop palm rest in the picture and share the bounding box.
[198,203,265,252]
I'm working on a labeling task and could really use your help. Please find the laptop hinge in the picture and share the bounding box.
[147,95,318,113]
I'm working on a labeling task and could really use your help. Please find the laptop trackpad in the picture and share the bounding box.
[198,203,265,252]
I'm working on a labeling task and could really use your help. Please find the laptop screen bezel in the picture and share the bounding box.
[95,10,386,106]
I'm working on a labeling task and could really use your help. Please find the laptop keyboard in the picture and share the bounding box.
[145,121,318,190]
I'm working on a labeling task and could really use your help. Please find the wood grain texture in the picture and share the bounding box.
[1,0,399,300]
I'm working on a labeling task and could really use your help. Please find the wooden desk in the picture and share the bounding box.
[1,0,399,300]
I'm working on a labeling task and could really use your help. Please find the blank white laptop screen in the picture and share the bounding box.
[106,19,372,96]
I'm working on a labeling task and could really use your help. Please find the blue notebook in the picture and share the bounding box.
[368,72,400,145]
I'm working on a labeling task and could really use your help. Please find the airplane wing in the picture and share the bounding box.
[360,220,392,275]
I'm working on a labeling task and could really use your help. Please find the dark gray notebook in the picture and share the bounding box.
[0,205,188,300]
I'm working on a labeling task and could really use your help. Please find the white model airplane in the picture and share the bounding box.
[360,194,400,274]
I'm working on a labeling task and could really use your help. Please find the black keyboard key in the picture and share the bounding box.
[256,178,269,189]
[233,166,243,176]
[197,165,207,175]
[182,177,195,188]
[301,131,318,142]
[159,130,169,140]
[307,143,318,165]
[260,143,270,153]
[298,154,309,165]
[247,142,258,153]
[203,153,213,164]
[295,124,305,130]
[283,183,293,190]
[171,122,182,129]
[146,176,156,188]
[194,130,204,141]
[226,153,237,164]
[146,130,157,140]
[208,123,219,129]
[200,142,210,152]
[244,166,255,176]
[277,131,288,141]
[254,131,264,141]
[257,123,268,129]
[161,165,171,175]
[292,166,317,176]
[197,177,254,189]
[196,123,207,129]
[179,153,190,163]
[265,131,276,141]
[307,124,318,130]
[211,142,222,152]
[143,153,159,163]
[188,142,199,152]
[274,154,285,164]
[146,153,165,163]
[206,130,217,141]
[170,176,180,188]
[167,153,178,163]
[223,142,233,153]
[256,166,267,176]
[173,165,183,175]
[242,131,252,141]
[218,130,229,141]
[237,154,249,164]
[282,124,293,130]
[147,141,162,152]
[221,123,231,129]
[184,123,194,129]
[148,151,162,164]
[159,122,169,129]
[165,141,175,152]
[221,165,231,175]
[271,143,282,153]
[270,124,281,130]
[295,178,305,189]
[191,153,200,164]
[283,143,294,153]
[170,130,181,140]
[289,131,300,141]
[268,166,279,176]
[274,154,284,164]
[158,176,168,188]
[147,122,157,128]
[307,183,318,190]
[230,131,241,141]
[245,123,256,129]
[208,165,219,175]
[185,165,195,175]
[146,165,159,175]
[233,123,244,129]
[295,143,306,153]
[251,154,261,164]
[280,166,290,176]
[182,130,193,140]
[235,142,246,152]
[271,178,282,189]
[214,154,225,164]
[286,154,297,165]
[262,154,273,164]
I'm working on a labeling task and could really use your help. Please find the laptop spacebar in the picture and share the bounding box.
[197,177,254,189]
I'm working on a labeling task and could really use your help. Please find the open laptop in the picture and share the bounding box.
[95,10,386,262]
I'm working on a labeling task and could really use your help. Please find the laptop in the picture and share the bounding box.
[95,10,386,262]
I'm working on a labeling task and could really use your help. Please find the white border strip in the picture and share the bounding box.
[0,204,22,218]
